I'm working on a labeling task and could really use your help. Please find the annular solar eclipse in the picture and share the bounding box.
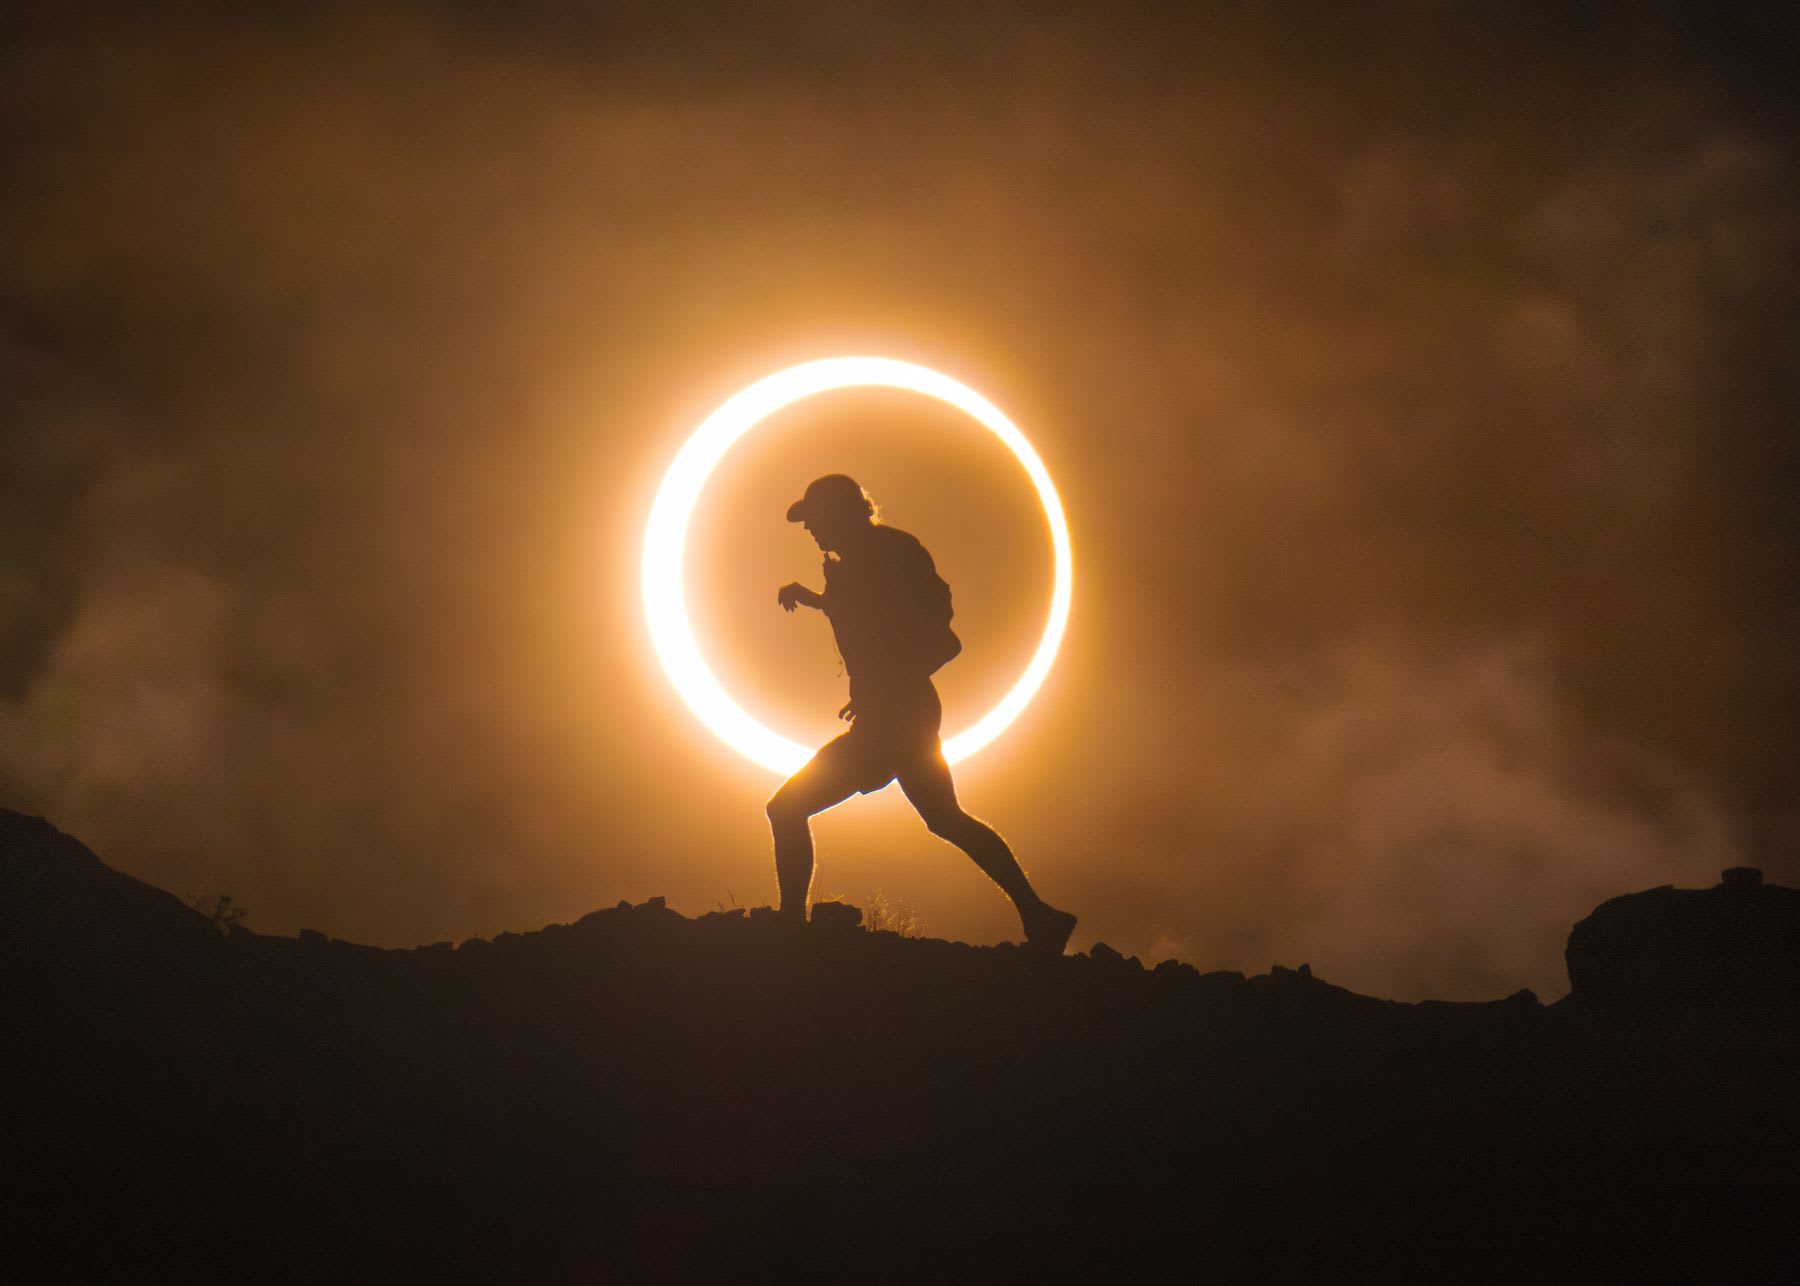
[642,356,1073,775]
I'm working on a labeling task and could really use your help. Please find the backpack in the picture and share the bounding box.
[916,566,963,675]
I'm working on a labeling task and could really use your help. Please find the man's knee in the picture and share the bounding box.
[766,789,808,830]
[919,804,975,843]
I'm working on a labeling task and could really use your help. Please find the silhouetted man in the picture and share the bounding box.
[769,474,1078,953]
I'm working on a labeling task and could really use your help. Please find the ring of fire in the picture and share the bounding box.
[642,356,1074,776]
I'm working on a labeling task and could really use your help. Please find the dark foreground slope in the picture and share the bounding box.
[3,809,1797,1283]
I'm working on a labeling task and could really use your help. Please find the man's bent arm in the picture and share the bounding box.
[777,582,824,612]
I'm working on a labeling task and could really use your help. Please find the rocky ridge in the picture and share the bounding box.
[3,807,1796,1281]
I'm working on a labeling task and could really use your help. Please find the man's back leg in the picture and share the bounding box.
[898,755,1077,952]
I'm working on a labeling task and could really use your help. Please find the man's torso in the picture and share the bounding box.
[822,524,949,691]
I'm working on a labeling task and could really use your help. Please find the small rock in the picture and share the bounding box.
[811,901,862,931]
[1089,941,1123,964]
[298,928,327,944]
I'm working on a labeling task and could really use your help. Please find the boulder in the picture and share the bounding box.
[1565,867,1800,1003]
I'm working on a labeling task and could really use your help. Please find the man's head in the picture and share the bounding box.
[786,474,876,552]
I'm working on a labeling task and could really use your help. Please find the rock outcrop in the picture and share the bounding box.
[1565,866,1800,1002]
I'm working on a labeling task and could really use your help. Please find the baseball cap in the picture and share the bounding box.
[786,474,869,523]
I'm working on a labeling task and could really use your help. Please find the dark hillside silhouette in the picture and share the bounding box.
[3,807,1797,1282]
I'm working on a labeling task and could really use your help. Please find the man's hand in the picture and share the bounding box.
[837,700,856,723]
[777,582,822,613]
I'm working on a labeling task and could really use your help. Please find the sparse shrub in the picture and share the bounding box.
[864,889,925,938]
[188,889,249,936]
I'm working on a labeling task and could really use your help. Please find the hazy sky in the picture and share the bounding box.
[4,1,1796,999]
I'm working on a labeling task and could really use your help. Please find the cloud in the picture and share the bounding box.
[1108,637,1735,999]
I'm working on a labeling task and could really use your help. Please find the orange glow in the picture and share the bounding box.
[642,357,1074,775]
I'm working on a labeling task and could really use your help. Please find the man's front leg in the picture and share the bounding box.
[766,748,862,920]
[771,815,814,920]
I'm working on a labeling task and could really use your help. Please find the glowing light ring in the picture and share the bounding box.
[643,356,1073,776]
